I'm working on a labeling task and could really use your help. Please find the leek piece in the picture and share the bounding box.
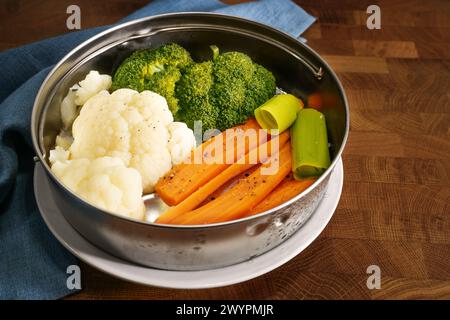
[291,108,330,179]
[254,94,302,134]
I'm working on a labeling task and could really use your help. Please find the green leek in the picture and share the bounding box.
[254,94,302,134]
[291,108,330,179]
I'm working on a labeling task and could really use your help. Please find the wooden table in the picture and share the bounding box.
[2,0,449,299]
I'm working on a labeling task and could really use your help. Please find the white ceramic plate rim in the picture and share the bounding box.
[34,158,343,289]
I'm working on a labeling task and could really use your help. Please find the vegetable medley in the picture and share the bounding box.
[49,43,331,224]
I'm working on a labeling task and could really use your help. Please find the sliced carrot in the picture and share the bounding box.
[167,143,292,225]
[307,93,323,111]
[156,131,290,224]
[244,176,316,216]
[155,118,267,206]
[199,165,260,207]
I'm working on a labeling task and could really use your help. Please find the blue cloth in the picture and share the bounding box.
[0,0,315,299]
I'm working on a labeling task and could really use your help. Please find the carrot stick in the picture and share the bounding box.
[244,176,316,216]
[199,165,260,207]
[156,131,290,223]
[167,143,292,225]
[155,118,267,206]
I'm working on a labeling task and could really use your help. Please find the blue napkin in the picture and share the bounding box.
[0,0,314,299]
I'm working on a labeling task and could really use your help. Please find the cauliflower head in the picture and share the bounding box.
[69,88,195,193]
[50,151,145,220]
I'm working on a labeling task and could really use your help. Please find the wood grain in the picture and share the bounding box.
[352,40,419,58]
[322,55,389,73]
[2,0,449,300]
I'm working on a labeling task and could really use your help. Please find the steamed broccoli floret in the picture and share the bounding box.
[111,43,192,114]
[175,47,276,132]
[175,61,218,130]
[176,61,214,105]
[212,51,255,84]
[143,65,182,114]
[244,64,276,115]
[210,51,269,131]
[210,80,247,130]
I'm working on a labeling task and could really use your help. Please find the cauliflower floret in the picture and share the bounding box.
[60,89,78,130]
[74,70,112,106]
[49,146,70,163]
[167,122,197,165]
[69,88,191,193]
[60,71,112,129]
[70,90,132,162]
[55,132,74,150]
[50,156,145,220]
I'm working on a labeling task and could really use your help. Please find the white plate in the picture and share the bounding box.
[34,158,343,289]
